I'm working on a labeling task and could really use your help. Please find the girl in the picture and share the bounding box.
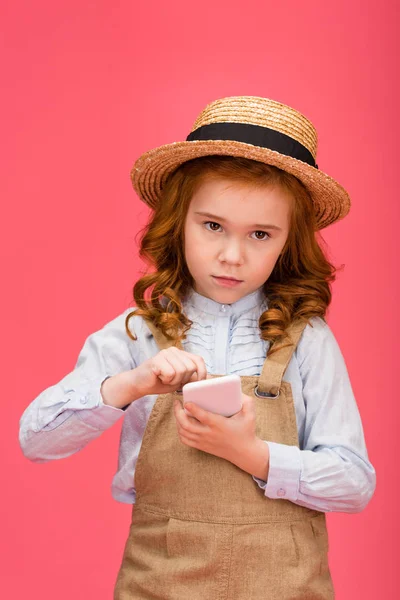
[19,96,376,599]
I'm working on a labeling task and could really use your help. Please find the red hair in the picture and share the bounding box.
[125,156,342,355]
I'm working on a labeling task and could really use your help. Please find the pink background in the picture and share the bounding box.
[2,1,398,598]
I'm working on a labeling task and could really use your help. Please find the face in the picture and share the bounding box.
[184,177,292,303]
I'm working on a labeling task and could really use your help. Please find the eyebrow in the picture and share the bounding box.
[193,211,282,231]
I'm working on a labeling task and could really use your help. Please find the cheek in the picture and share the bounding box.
[185,225,205,252]
[251,244,282,272]
[184,228,205,268]
[184,232,196,259]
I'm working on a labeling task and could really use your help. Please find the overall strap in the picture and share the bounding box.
[143,316,184,351]
[257,320,308,397]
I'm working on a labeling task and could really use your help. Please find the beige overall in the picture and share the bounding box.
[114,317,334,599]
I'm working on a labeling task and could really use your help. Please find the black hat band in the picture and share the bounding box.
[186,122,318,169]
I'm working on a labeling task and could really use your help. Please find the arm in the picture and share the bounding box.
[19,309,140,462]
[252,319,376,513]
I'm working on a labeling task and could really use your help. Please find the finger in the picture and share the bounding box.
[179,435,198,448]
[174,416,202,440]
[151,354,176,383]
[180,431,200,443]
[240,393,255,413]
[174,399,186,428]
[160,349,202,387]
[153,353,186,386]
[174,397,189,423]
[190,355,208,381]
[168,348,203,385]
[173,348,208,381]
[178,354,208,383]
[184,402,217,426]
[174,400,205,432]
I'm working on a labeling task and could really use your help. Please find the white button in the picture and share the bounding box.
[220,304,232,313]
[277,488,286,497]
[80,395,88,405]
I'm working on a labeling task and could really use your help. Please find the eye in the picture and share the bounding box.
[203,221,222,232]
[203,221,271,241]
[251,231,271,241]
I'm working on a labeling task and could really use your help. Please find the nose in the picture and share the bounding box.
[218,237,244,265]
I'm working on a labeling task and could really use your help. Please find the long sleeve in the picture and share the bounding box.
[19,309,138,462]
[253,319,376,513]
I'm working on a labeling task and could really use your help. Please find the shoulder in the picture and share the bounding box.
[295,316,344,367]
[91,306,152,347]
[110,307,155,341]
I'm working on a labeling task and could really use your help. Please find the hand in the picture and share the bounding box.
[129,347,210,397]
[173,392,270,479]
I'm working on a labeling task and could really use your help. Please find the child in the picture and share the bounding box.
[19,96,376,599]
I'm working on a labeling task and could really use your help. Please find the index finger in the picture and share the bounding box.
[179,351,208,381]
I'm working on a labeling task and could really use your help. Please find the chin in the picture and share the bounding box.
[211,288,245,301]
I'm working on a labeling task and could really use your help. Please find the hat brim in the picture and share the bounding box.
[131,139,351,230]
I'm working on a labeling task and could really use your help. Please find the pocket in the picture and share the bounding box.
[311,514,329,553]
[166,518,228,592]
[166,518,218,560]
[310,514,330,575]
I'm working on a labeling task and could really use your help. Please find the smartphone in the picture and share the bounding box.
[182,374,242,417]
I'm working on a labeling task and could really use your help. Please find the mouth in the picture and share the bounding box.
[212,275,244,286]
[213,276,243,282]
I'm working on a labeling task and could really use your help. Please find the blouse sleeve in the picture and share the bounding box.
[253,318,376,513]
[19,309,139,462]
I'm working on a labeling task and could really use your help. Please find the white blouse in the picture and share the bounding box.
[19,285,376,513]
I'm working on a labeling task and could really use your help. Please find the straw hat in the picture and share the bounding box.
[131,96,351,230]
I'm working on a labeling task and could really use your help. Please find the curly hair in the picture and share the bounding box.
[125,155,342,355]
